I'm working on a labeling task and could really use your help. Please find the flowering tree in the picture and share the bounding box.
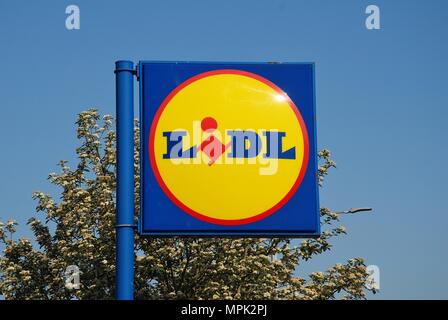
[0,109,375,300]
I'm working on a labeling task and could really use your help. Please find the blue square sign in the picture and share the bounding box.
[138,61,319,237]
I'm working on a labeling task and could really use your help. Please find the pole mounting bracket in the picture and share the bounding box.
[115,224,137,229]
[114,68,136,75]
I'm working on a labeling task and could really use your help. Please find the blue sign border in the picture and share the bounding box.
[138,61,320,237]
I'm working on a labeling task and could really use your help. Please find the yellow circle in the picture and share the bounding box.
[152,70,307,224]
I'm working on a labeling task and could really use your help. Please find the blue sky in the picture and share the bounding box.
[0,0,447,299]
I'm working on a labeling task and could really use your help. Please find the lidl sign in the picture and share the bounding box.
[139,62,319,236]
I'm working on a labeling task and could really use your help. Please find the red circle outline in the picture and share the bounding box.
[149,69,310,226]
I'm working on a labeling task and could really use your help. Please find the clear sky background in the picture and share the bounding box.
[0,0,447,299]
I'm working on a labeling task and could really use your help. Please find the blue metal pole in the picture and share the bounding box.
[115,60,135,300]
